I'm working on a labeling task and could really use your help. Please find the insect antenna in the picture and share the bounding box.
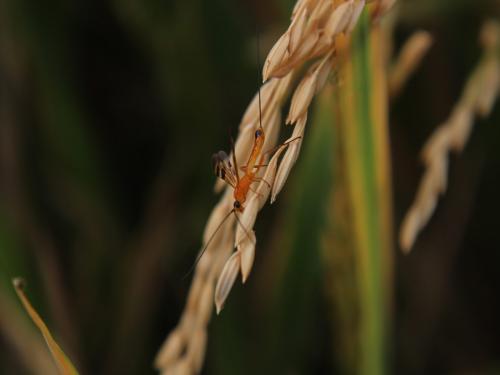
[230,136,240,183]
[182,208,235,280]
[182,206,257,280]
[257,30,263,131]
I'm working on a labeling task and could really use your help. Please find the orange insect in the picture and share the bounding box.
[183,121,267,279]
[212,124,269,213]
[183,72,269,278]
[187,93,301,278]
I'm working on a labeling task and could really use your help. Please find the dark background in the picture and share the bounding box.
[0,0,499,374]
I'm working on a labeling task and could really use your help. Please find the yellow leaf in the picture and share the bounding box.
[12,278,79,375]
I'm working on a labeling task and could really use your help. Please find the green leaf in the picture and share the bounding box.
[325,10,393,375]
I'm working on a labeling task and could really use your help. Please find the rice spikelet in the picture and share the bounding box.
[389,31,433,97]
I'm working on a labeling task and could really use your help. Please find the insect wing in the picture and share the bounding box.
[212,151,237,187]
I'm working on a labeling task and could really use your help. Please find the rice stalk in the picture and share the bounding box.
[400,20,500,253]
[155,1,395,373]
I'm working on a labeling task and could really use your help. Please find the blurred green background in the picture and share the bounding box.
[1,0,500,374]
